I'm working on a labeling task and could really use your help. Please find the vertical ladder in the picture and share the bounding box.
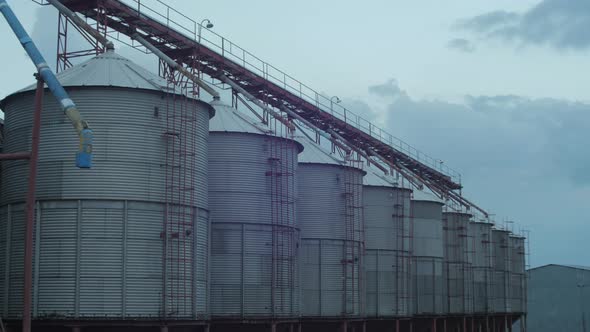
[267,106,296,316]
[160,58,199,319]
[342,155,363,316]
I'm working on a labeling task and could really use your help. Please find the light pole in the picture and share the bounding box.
[330,96,341,114]
[198,19,213,44]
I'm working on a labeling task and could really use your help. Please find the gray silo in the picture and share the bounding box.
[363,170,412,318]
[468,220,494,314]
[509,235,526,314]
[298,138,365,318]
[442,211,474,314]
[208,102,302,318]
[0,51,213,320]
[411,191,445,315]
[491,229,512,314]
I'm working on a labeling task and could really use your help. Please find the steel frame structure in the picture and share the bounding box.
[11,1,532,331]
[44,0,490,217]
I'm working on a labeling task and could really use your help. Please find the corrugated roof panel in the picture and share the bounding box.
[14,50,174,94]
[208,101,270,134]
[296,136,344,165]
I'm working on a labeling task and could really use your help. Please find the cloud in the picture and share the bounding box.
[447,38,476,53]
[455,0,590,50]
[369,79,590,187]
[366,78,590,266]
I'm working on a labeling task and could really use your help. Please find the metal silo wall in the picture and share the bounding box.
[0,88,210,320]
[411,200,444,315]
[363,186,412,318]
[442,212,474,314]
[298,164,364,318]
[208,132,300,318]
[491,230,511,314]
[468,222,493,314]
[509,236,526,313]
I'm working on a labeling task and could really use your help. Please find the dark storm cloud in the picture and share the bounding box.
[447,38,476,53]
[455,0,590,50]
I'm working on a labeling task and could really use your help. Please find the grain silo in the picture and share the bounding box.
[509,234,526,314]
[411,191,445,316]
[297,138,365,318]
[491,229,512,314]
[442,211,474,315]
[0,51,213,320]
[468,220,494,315]
[363,169,412,319]
[208,102,302,319]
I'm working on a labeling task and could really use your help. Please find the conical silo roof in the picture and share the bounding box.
[209,101,271,134]
[296,136,345,165]
[413,189,444,204]
[12,50,176,95]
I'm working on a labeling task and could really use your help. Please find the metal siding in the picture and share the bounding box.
[442,212,474,314]
[363,185,412,318]
[298,163,364,318]
[491,229,512,313]
[510,236,526,313]
[8,208,24,318]
[411,199,444,315]
[469,221,493,313]
[2,88,209,209]
[37,202,77,318]
[0,206,6,315]
[208,132,300,318]
[1,87,210,319]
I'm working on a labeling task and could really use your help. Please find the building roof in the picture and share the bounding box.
[14,50,175,95]
[529,264,590,272]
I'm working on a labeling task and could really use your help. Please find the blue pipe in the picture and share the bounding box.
[0,0,92,168]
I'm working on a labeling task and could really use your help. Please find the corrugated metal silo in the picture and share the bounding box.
[491,229,512,314]
[509,235,526,314]
[298,139,365,318]
[411,191,445,315]
[468,220,494,314]
[0,51,213,320]
[442,211,474,314]
[363,170,412,318]
[208,103,302,318]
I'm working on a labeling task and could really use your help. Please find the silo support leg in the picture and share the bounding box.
[362,321,366,332]
[71,327,81,332]
[271,323,277,332]
[298,323,302,332]
[341,321,348,332]
[204,324,210,332]
[160,326,168,332]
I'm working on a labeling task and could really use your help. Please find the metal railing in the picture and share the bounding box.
[35,0,462,184]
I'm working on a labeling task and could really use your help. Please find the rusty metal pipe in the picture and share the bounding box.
[0,152,30,160]
[22,78,43,332]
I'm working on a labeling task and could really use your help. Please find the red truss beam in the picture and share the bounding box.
[56,0,463,195]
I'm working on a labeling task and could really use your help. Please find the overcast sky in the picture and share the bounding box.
[1,0,589,268]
